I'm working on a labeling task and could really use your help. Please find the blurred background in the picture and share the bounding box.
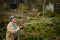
[0,0,60,40]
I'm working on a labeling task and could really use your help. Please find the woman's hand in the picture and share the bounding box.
[18,24,24,28]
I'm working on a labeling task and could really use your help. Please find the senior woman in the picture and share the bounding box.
[6,16,20,40]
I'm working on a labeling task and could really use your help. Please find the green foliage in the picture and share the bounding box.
[18,18,60,40]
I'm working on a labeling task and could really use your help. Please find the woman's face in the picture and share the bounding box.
[11,18,16,23]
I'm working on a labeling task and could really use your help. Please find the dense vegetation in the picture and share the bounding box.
[0,13,60,40]
[0,0,60,40]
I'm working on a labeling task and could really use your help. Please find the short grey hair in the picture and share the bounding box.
[9,16,15,21]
